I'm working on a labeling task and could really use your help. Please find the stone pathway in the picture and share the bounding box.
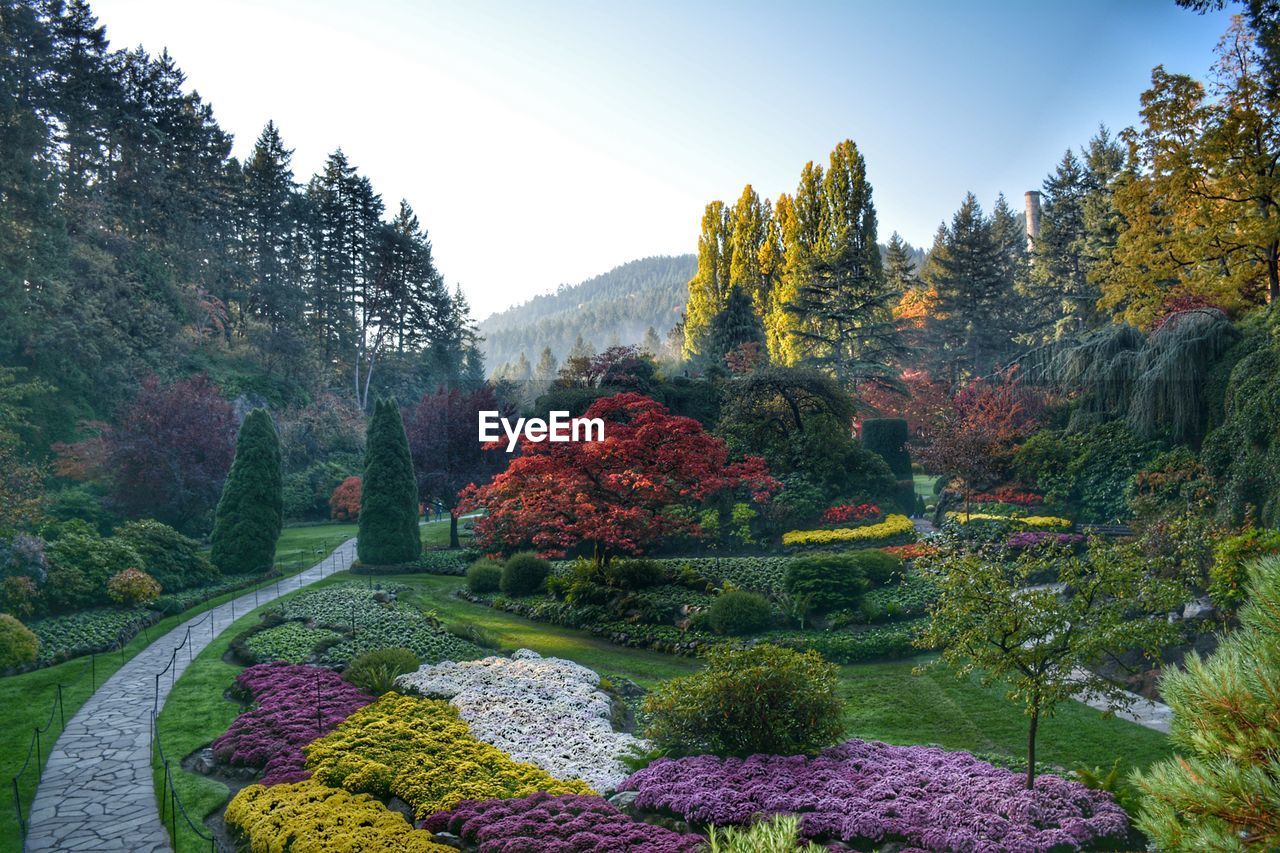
[1070,668,1174,734]
[24,539,358,852]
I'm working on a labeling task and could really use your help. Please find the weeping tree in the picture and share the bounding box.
[1024,308,1239,443]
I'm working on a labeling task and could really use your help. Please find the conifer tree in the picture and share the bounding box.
[210,409,283,574]
[357,399,420,565]
[1134,556,1280,848]
[706,285,766,367]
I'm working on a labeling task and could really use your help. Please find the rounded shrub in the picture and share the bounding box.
[708,589,772,636]
[466,559,503,594]
[784,553,868,613]
[856,550,905,586]
[106,568,162,606]
[114,519,218,591]
[342,647,421,695]
[603,558,667,590]
[0,614,39,670]
[500,552,551,596]
[643,644,843,757]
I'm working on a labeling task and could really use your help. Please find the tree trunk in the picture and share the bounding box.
[449,512,460,549]
[1026,703,1040,790]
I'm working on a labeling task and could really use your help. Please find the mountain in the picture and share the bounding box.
[479,255,697,375]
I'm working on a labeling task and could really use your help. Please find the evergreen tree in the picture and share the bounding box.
[210,409,283,574]
[706,285,766,366]
[242,121,305,336]
[641,326,662,357]
[358,399,420,565]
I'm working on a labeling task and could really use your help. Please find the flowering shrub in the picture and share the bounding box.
[212,663,372,785]
[621,739,1129,850]
[225,780,450,852]
[305,692,593,817]
[1006,531,1087,551]
[821,503,881,524]
[105,568,162,606]
[422,792,703,852]
[395,650,643,791]
[881,543,938,561]
[947,511,1072,531]
[782,514,915,547]
[970,486,1043,506]
[329,475,361,521]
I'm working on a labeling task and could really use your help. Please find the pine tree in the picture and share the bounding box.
[641,326,662,357]
[706,285,766,366]
[209,409,283,574]
[535,346,558,379]
[357,399,420,565]
[242,121,304,334]
[1133,556,1280,848]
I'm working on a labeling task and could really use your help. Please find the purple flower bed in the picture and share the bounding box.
[211,662,372,785]
[1007,531,1087,551]
[422,792,704,853]
[620,740,1129,852]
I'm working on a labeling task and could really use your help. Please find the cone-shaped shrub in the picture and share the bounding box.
[862,418,912,478]
[358,399,420,565]
[210,409,283,574]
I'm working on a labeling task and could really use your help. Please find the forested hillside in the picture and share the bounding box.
[1,1,482,450]
[480,255,694,377]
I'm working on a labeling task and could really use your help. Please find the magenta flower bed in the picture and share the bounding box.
[620,740,1129,852]
[1007,531,1087,551]
[422,792,704,853]
[211,662,372,785]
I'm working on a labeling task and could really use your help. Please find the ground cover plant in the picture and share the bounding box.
[397,649,645,791]
[782,513,915,547]
[211,662,373,785]
[622,740,1131,850]
[422,792,704,852]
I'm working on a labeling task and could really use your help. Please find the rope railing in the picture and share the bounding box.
[12,537,349,845]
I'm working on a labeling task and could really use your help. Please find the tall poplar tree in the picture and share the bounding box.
[210,409,283,574]
[683,201,733,356]
[358,399,420,565]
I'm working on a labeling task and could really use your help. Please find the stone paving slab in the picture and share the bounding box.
[23,539,358,852]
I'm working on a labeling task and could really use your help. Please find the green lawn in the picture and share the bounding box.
[0,523,355,848]
[153,562,1174,849]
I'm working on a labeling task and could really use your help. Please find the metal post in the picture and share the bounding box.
[34,729,41,768]
[13,777,25,836]
[57,684,64,729]
[91,653,96,692]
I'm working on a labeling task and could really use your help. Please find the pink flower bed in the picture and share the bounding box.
[211,662,372,785]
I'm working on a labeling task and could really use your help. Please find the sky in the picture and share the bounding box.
[91,0,1233,319]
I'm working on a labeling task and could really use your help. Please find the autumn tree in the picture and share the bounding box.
[210,409,283,574]
[919,539,1185,788]
[405,386,510,548]
[459,393,778,564]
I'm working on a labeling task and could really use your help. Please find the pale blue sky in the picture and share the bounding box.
[92,0,1232,317]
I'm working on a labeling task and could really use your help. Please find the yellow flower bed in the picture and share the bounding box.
[304,692,594,818]
[225,779,452,853]
[782,514,916,547]
[945,512,1072,530]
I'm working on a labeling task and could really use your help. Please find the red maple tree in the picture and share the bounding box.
[458,392,778,564]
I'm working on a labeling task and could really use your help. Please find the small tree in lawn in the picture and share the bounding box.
[210,409,283,574]
[1133,555,1280,849]
[358,399,420,565]
[917,539,1185,788]
[329,476,361,521]
[405,386,509,549]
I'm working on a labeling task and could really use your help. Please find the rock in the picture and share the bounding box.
[610,677,646,699]
[1183,596,1215,621]
[430,831,465,849]
[191,748,216,775]
[608,791,639,809]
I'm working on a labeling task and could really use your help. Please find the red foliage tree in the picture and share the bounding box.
[855,368,951,443]
[458,393,779,564]
[55,375,236,532]
[404,386,511,548]
[329,476,362,521]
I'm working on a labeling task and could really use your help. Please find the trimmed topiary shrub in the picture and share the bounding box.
[862,418,912,479]
[785,553,868,613]
[210,409,283,574]
[500,552,551,596]
[855,549,905,586]
[466,559,503,594]
[0,614,39,670]
[357,400,421,565]
[643,644,843,757]
[707,589,772,636]
[342,647,421,695]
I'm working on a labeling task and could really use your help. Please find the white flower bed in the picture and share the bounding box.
[395,648,644,791]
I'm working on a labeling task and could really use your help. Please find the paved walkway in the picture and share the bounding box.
[1071,668,1173,734]
[24,539,358,852]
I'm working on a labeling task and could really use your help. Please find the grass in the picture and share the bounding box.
[153,559,1175,848]
[0,523,355,849]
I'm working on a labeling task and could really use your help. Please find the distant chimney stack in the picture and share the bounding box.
[1024,190,1041,252]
